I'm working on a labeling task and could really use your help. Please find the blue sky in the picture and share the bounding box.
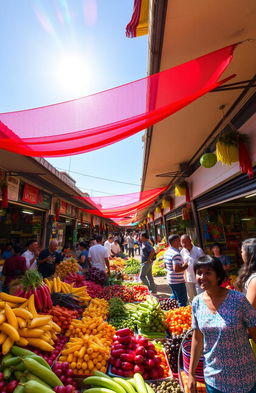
[0,0,148,196]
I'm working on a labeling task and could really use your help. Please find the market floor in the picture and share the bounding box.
[154,276,172,298]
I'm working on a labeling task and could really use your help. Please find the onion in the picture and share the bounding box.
[66,385,74,393]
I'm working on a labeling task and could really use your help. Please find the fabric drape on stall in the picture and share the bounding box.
[0,45,235,157]
[79,187,168,220]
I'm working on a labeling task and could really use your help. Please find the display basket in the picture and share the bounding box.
[177,329,206,392]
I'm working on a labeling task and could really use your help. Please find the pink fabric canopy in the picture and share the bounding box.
[79,187,168,220]
[0,45,235,157]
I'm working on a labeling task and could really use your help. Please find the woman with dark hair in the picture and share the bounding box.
[188,255,256,393]
[211,243,231,272]
[236,238,256,308]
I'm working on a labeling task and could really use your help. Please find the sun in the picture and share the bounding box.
[56,53,92,97]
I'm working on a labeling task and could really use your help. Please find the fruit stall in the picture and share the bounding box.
[0,256,199,393]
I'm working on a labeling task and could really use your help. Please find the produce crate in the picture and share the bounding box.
[107,350,173,383]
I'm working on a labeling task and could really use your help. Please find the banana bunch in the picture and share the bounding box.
[83,371,153,393]
[0,292,60,354]
[44,277,91,304]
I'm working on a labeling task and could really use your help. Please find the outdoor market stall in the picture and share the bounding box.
[0,252,207,393]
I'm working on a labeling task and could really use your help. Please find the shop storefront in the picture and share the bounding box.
[164,204,198,244]
[50,198,79,248]
[0,180,51,248]
[195,166,256,269]
[154,217,165,240]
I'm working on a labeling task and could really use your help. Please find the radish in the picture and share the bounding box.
[134,364,145,374]
[145,358,155,369]
[135,346,146,356]
[121,361,133,370]
[134,354,145,364]
[146,349,156,358]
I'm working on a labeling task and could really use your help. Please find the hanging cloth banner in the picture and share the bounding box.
[0,45,235,157]
[79,187,168,219]
[126,0,149,38]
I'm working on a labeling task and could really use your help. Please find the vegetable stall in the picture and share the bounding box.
[0,254,195,393]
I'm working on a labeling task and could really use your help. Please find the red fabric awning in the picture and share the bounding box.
[79,186,168,220]
[0,45,235,157]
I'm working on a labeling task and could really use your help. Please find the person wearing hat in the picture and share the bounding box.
[163,234,188,307]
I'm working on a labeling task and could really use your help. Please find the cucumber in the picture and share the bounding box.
[13,385,25,393]
[3,367,12,379]
[23,380,55,393]
[14,361,26,371]
[14,371,24,380]
[12,346,35,357]
[26,372,52,389]
[23,358,63,388]
[83,376,126,393]
[2,355,21,367]
[27,355,51,370]
[133,373,147,393]
[113,377,137,393]
[82,389,116,393]
[2,353,12,364]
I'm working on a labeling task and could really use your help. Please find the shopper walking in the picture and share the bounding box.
[188,255,256,393]
[2,244,27,292]
[127,233,135,258]
[236,238,256,308]
[88,235,110,274]
[180,234,204,303]
[123,233,128,253]
[79,241,90,271]
[22,240,39,271]
[163,234,188,307]
[139,232,157,294]
[37,239,62,278]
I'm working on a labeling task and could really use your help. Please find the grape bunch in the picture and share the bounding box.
[159,298,179,311]
[149,379,182,393]
[163,334,185,373]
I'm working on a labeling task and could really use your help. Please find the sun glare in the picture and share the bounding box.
[56,53,92,97]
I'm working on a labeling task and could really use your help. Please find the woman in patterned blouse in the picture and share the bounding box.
[188,255,256,393]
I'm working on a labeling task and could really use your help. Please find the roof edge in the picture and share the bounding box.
[141,0,168,191]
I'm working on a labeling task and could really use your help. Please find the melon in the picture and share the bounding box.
[200,153,217,168]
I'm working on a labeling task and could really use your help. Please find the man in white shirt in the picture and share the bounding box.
[104,235,114,257]
[22,240,39,271]
[180,234,204,303]
[89,235,110,274]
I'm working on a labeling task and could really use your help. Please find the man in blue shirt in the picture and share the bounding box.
[139,232,157,294]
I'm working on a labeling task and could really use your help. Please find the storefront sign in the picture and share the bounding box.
[37,190,52,209]
[8,177,20,201]
[22,184,39,205]
[60,200,67,215]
